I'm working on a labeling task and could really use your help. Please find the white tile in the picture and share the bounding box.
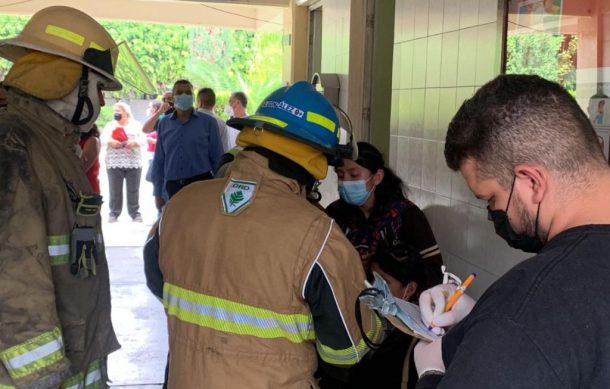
[408,187,423,207]
[426,34,442,88]
[478,0,498,24]
[428,0,444,36]
[457,27,478,86]
[423,193,451,247]
[389,135,399,171]
[392,43,401,89]
[402,0,416,42]
[438,87,457,140]
[455,86,475,110]
[407,138,423,189]
[394,0,404,43]
[410,89,425,138]
[442,0,460,32]
[475,23,500,86]
[400,41,414,90]
[412,38,428,89]
[460,0,480,29]
[451,169,475,203]
[440,31,459,87]
[445,199,470,258]
[396,136,410,180]
[424,88,440,140]
[414,0,430,39]
[435,141,452,197]
[391,90,400,136]
[422,140,437,192]
[398,89,412,137]
[418,189,436,210]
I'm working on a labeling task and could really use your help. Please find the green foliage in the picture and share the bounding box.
[97,106,115,129]
[186,28,283,117]
[100,20,190,96]
[0,15,29,80]
[506,33,578,95]
[0,14,283,108]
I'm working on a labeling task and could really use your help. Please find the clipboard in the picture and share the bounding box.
[361,272,439,342]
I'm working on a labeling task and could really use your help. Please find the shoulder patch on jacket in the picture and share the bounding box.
[221,179,257,215]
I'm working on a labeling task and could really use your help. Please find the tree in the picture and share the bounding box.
[0,15,29,80]
[506,33,577,95]
[0,15,283,111]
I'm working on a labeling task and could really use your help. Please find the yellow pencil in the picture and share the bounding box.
[444,273,476,312]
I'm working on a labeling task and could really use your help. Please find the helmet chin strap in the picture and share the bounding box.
[71,66,93,125]
[45,69,102,133]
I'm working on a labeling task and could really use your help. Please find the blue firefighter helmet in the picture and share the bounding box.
[228,81,349,166]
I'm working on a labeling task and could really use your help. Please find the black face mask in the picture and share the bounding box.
[487,177,544,253]
[113,112,122,121]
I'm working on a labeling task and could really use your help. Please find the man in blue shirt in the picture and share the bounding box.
[152,79,223,210]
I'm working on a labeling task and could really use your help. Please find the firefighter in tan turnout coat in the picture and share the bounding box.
[0,7,123,388]
[150,81,382,388]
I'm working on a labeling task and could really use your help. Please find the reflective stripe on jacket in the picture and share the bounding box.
[159,150,381,388]
[0,89,119,388]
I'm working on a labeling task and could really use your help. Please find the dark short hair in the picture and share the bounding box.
[172,79,193,94]
[352,141,406,207]
[445,74,606,188]
[370,243,441,301]
[197,87,216,108]
[231,91,248,108]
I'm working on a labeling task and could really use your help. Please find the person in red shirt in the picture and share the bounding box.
[80,124,101,193]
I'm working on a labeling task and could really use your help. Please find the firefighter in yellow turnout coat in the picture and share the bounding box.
[0,7,123,388]
[156,82,381,387]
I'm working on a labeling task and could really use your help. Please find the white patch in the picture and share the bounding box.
[221,179,257,214]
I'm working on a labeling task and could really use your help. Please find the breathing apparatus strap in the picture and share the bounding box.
[71,66,94,125]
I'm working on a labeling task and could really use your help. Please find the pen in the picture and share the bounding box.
[444,273,476,312]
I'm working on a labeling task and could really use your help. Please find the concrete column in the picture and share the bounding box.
[283,1,309,84]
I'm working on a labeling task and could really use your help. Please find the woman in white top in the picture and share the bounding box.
[102,101,143,222]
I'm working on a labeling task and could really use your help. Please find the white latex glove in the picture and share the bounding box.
[419,283,476,335]
[414,338,445,377]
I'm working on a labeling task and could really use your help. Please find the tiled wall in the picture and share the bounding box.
[317,0,351,207]
[390,0,529,298]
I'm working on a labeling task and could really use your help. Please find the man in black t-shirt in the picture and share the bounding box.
[414,74,610,388]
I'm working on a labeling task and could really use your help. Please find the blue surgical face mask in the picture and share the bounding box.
[174,94,193,111]
[338,177,373,206]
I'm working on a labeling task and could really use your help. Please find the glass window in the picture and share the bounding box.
[505,0,610,160]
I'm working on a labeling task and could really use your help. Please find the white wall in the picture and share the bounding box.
[316,0,352,207]
[390,0,529,298]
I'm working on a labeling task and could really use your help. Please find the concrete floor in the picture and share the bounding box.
[107,247,167,388]
[98,166,167,388]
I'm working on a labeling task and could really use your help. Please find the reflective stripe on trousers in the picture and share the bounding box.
[61,358,106,389]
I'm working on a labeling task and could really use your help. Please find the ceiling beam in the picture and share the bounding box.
[0,0,286,31]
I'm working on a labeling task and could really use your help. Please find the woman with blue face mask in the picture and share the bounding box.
[325,142,443,274]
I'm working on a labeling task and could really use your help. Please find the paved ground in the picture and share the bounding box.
[98,168,166,388]
[106,247,167,388]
